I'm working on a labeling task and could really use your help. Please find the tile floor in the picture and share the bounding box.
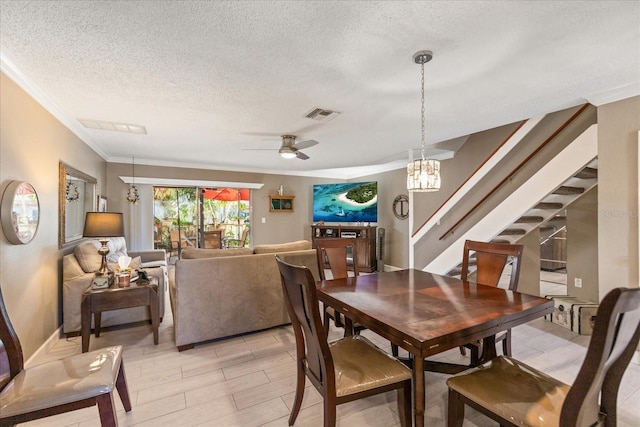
[21,278,639,427]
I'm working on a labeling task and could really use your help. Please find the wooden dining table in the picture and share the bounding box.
[316,269,554,427]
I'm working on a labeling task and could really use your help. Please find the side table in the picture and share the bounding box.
[81,276,159,352]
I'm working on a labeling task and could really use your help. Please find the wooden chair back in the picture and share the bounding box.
[461,240,523,290]
[447,287,640,427]
[561,286,640,425]
[314,238,359,280]
[275,256,334,394]
[0,286,23,390]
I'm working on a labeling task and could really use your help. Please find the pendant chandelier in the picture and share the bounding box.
[126,156,140,204]
[407,50,441,192]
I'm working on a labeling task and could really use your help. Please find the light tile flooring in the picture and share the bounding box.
[23,282,639,426]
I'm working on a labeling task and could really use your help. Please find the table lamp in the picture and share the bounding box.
[83,212,125,277]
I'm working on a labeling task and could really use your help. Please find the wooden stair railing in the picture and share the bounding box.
[437,103,591,241]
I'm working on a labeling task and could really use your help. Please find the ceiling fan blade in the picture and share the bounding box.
[241,148,278,151]
[293,139,319,150]
[296,151,310,160]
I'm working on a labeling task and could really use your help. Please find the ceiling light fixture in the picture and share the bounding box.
[126,156,140,204]
[407,50,441,192]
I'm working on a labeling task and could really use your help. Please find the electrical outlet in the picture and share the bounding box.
[575,278,583,288]
[261,217,266,224]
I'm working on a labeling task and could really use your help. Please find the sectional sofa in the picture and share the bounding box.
[169,240,319,351]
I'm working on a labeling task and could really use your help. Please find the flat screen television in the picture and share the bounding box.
[313,181,378,223]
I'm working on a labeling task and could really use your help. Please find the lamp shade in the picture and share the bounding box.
[83,212,124,237]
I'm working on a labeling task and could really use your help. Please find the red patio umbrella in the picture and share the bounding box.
[203,188,250,201]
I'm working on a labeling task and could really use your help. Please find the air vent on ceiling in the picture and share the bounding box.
[78,118,147,134]
[304,107,341,122]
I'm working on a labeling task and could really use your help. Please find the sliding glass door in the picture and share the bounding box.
[153,186,251,258]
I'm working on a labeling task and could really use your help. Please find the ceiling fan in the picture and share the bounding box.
[245,135,319,160]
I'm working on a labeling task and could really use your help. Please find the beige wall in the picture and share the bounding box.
[567,187,599,302]
[0,72,107,359]
[598,96,640,298]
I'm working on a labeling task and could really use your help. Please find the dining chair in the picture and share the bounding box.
[0,286,132,426]
[459,239,524,365]
[275,255,412,427]
[446,286,640,427]
[314,238,363,335]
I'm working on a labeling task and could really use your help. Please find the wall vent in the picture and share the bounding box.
[304,107,341,122]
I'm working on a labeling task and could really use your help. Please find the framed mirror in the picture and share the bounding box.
[59,162,97,247]
[1,181,40,244]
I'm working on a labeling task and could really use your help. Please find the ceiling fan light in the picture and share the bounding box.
[279,146,297,159]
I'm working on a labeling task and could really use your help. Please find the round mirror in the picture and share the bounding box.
[1,181,40,244]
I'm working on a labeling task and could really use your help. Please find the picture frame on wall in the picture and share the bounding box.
[98,196,107,212]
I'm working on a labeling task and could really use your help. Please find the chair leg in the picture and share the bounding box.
[469,345,480,367]
[323,304,331,334]
[447,388,465,427]
[397,380,412,427]
[96,393,118,426]
[289,365,306,426]
[502,330,512,356]
[115,362,132,412]
[323,399,337,427]
[391,343,399,357]
[459,346,466,356]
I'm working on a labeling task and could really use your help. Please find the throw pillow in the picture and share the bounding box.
[74,240,102,273]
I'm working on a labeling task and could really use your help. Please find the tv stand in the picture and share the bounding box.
[311,224,377,272]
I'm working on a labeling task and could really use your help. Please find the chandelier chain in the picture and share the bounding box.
[420,62,426,161]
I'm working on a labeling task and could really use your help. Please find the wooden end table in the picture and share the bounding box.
[81,276,159,352]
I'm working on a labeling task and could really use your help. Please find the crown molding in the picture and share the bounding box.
[1,51,110,160]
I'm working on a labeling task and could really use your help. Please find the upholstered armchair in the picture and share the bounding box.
[63,237,168,336]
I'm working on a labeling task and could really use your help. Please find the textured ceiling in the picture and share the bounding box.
[1,1,639,178]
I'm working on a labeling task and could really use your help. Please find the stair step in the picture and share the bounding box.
[499,229,526,236]
[553,186,585,195]
[491,239,511,244]
[574,167,598,179]
[535,202,564,210]
[516,216,544,223]
[540,226,556,232]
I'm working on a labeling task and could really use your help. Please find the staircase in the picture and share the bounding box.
[492,160,597,245]
[423,124,598,276]
[447,160,597,277]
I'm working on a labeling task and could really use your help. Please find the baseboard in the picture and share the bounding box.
[24,326,62,368]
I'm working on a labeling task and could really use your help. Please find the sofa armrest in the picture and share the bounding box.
[63,274,93,334]
[130,249,167,265]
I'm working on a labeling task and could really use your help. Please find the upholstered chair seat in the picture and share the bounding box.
[0,346,127,419]
[330,335,412,398]
[446,287,640,427]
[0,286,132,426]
